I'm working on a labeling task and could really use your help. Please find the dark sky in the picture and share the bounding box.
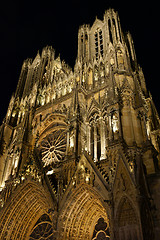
[0,1,160,123]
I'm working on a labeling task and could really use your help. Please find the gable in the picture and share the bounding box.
[60,153,111,209]
[113,153,137,209]
[91,18,104,32]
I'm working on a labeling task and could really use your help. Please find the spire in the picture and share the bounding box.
[36,50,41,59]
[32,51,41,66]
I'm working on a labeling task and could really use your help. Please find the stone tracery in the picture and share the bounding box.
[29,214,55,240]
[92,217,110,240]
[40,129,67,167]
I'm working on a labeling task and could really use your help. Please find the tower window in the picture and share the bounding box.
[81,35,83,43]
[108,19,113,44]
[112,18,118,41]
[94,29,104,59]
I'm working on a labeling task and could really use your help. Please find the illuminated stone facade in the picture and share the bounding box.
[0,9,160,240]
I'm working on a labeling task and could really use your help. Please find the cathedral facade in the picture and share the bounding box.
[0,9,160,240]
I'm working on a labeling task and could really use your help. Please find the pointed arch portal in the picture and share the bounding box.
[116,197,141,240]
[0,180,56,240]
[58,183,110,240]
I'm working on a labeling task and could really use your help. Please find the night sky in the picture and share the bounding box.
[0,1,160,123]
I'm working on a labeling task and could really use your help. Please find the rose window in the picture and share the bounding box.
[40,129,67,167]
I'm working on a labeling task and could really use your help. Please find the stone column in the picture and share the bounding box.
[100,118,106,160]
[108,114,113,141]
[87,123,91,154]
[118,110,123,138]
[94,124,98,162]
[105,116,109,146]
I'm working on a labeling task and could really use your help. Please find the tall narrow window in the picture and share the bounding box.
[108,19,113,44]
[112,18,118,41]
[81,35,84,58]
[126,37,135,70]
[94,29,104,60]
[99,30,104,57]
[81,35,83,43]
[95,32,98,60]
[85,34,88,59]
[117,18,122,42]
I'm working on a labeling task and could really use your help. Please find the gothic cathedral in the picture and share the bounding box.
[0,9,160,240]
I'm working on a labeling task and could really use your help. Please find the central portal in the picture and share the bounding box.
[57,183,110,240]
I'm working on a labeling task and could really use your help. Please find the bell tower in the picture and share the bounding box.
[76,9,140,90]
[77,9,125,63]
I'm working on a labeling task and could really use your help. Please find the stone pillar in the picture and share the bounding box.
[108,114,113,141]
[118,110,123,138]
[87,123,91,154]
[142,114,148,141]
[105,116,109,146]
[100,119,106,160]
[94,124,98,162]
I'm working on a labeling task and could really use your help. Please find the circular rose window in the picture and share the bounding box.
[40,129,67,167]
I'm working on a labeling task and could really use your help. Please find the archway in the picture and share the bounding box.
[116,197,140,240]
[58,183,110,240]
[0,179,56,240]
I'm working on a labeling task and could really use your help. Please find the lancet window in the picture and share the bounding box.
[80,33,88,59]
[86,117,107,161]
[108,19,113,44]
[94,29,104,59]
[112,18,118,41]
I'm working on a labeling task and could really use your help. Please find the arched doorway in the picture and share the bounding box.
[116,197,141,240]
[57,183,110,240]
[0,180,56,240]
